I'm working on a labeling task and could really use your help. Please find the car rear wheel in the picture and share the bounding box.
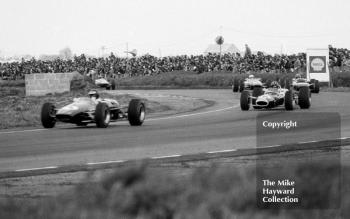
[298,87,311,109]
[111,80,116,90]
[128,99,146,126]
[95,102,111,128]
[312,80,320,93]
[239,80,245,92]
[240,91,250,111]
[41,103,56,128]
[233,77,239,92]
[284,90,294,111]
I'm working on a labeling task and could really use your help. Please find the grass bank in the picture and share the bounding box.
[117,71,233,88]
[0,161,346,219]
[116,70,350,89]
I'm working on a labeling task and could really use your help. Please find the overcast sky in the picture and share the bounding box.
[0,0,349,57]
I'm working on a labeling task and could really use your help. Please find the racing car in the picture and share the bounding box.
[285,74,320,93]
[232,75,263,92]
[41,90,145,128]
[240,81,311,111]
[95,77,116,90]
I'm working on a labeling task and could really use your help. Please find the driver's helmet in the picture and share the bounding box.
[270,81,280,88]
[248,74,254,79]
[295,74,301,79]
[88,90,100,99]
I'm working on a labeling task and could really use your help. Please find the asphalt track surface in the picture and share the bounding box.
[1,90,350,173]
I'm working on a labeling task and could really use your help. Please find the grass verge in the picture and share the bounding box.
[116,70,350,89]
[0,160,347,219]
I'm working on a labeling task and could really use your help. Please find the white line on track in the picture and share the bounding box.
[207,149,237,154]
[151,155,181,159]
[15,166,58,172]
[0,128,47,135]
[87,160,125,165]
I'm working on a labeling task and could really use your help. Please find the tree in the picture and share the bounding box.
[59,47,73,60]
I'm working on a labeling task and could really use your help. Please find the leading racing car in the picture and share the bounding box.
[240,81,311,111]
[41,90,145,128]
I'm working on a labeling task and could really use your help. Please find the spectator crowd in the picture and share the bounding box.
[1,45,349,80]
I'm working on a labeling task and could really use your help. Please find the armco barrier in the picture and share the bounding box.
[25,72,79,96]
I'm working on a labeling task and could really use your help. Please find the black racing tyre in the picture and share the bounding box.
[284,90,294,111]
[239,80,245,92]
[233,78,239,92]
[298,87,311,109]
[95,102,111,128]
[128,99,146,126]
[41,102,56,128]
[106,86,111,90]
[313,80,320,93]
[240,91,250,111]
[252,86,263,97]
[111,80,116,90]
[310,79,315,90]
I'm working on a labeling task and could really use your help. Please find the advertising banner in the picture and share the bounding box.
[306,48,330,82]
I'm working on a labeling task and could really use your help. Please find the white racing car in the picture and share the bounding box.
[240,81,311,111]
[232,75,264,92]
[41,90,145,128]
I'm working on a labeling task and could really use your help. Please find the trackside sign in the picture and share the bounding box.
[306,48,330,82]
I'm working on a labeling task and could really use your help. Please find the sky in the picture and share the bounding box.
[0,0,350,57]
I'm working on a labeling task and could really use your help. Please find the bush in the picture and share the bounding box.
[331,72,350,87]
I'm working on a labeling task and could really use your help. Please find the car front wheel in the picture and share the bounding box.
[41,102,56,128]
[95,102,111,128]
[128,99,146,126]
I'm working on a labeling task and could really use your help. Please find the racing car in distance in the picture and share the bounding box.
[240,81,311,111]
[285,74,320,93]
[41,91,145,128]
[232,75,264,92]
[95,77,116,90]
